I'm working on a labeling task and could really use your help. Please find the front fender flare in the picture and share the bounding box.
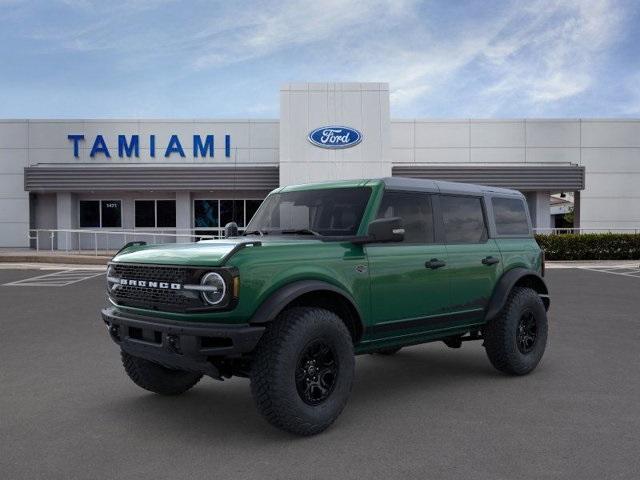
[249,279,363,327]
[485,268,549,322]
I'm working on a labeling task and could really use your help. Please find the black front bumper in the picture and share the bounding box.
[101,306,265,379]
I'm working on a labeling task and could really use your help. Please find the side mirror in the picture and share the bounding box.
[224,222,239,238]
[366,217,404,243]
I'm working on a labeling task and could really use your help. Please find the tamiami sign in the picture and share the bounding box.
[67,134,232,158]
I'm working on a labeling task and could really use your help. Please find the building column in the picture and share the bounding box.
[279,83,392,185]
[525,191,551,231]
[56,192,78,250]
[175,191,192,243]
[573,191,580,229]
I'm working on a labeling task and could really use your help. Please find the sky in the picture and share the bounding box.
[0,0,639,119]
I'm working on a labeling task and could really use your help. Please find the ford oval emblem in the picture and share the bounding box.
[308,126,362,149]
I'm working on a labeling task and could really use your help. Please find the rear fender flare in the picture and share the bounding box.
[485,268,549,322]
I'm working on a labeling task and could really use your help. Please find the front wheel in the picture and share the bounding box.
[250,307,355,436]
[483,287,548,375]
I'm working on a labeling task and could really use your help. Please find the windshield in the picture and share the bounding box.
[245,187,372,237]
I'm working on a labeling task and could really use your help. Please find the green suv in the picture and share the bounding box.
[102,177,549,435]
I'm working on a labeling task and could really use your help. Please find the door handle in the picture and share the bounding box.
[425,258,446,269]
[482,256,500,266]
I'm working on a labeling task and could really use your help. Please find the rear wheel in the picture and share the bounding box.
[483,287,548,375]
[250,307,354,436]
[121,351,202,395]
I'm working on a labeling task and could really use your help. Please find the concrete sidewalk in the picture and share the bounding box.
[0,248,110,265]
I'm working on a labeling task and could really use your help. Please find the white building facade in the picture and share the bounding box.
[0,82,638,248]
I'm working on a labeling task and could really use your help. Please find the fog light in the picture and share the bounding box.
[108,324,120,342]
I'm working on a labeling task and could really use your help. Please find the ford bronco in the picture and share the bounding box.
[102,177,549,435]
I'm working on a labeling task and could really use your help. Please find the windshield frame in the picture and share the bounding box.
[244,186,374,238]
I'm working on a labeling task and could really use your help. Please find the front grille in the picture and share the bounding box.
[109,264,204,312]
[111,264,191,284]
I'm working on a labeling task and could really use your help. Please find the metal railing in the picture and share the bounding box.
[25,226,640,256]
[533,228,640,235]
[27,227,246,256]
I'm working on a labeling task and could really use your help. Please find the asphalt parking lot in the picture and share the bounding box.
[1,267,639,479]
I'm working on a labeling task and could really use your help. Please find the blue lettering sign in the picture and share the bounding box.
[69,133,232,159]
[118,135,139,157]
[194,135,214,157]
[164,135,185,157]
[67,134,84,157]
[150,135,156,158]
[90,135,111,158]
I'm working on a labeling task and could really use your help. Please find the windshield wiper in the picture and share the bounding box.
[279,228,322,237]
[243,229,266,236]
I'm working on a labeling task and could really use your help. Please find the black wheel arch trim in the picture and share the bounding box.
[249,280,364,337]
[485,267,549,322]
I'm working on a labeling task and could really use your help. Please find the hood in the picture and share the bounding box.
[112,237,321,266]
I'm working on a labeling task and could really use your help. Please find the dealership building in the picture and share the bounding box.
[0,82,638,249]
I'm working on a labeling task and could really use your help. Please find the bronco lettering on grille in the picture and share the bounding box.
[119,278,182,290]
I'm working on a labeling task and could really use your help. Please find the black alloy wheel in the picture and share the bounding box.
[295,340,338,405]
[516,311,538,354]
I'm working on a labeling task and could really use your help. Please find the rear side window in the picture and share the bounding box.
[441,195,487,244]
[492,197,530,235]
[376,192,434,243]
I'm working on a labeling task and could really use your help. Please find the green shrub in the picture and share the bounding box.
[534,233,640,260]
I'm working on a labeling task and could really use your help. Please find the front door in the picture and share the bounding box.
[365,191,451,340]
[440,194,503,324]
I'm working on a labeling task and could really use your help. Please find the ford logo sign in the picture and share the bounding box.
[308,126,362,149]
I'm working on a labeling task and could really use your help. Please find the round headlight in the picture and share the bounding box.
[200,272,226,305]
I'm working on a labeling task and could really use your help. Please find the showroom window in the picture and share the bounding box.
[79,200,122,228]
[134,200,176,228]
[194,199,264,230]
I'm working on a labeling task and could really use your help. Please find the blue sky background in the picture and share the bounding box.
[0,0,638,118]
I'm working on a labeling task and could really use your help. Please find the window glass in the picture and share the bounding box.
[441,195,487,244]
[245,200,263,225]
[135,201,155,228]
[156,200,176,228]
[194,200,219,228]
[376,192,434,243]
[220,200,245,227]
[246,187,371,236]
[101,200,122,228]
[492,197,530,235]
[79,201,100,228]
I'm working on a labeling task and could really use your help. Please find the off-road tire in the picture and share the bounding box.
[483,287,548,375]
[250,307,355,436]
[121,351,202,395]
[375,346,402,355]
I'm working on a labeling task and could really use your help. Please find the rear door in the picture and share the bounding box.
[365,191,451,339]
[440,194,503,324]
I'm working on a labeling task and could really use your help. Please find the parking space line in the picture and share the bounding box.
[578,266,640,279]
[2,269,105,287]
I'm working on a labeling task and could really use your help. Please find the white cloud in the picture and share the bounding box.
[11,0,628,117]
[362,0,625,113]
[479,0,623,106]
[190,0,418,70]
